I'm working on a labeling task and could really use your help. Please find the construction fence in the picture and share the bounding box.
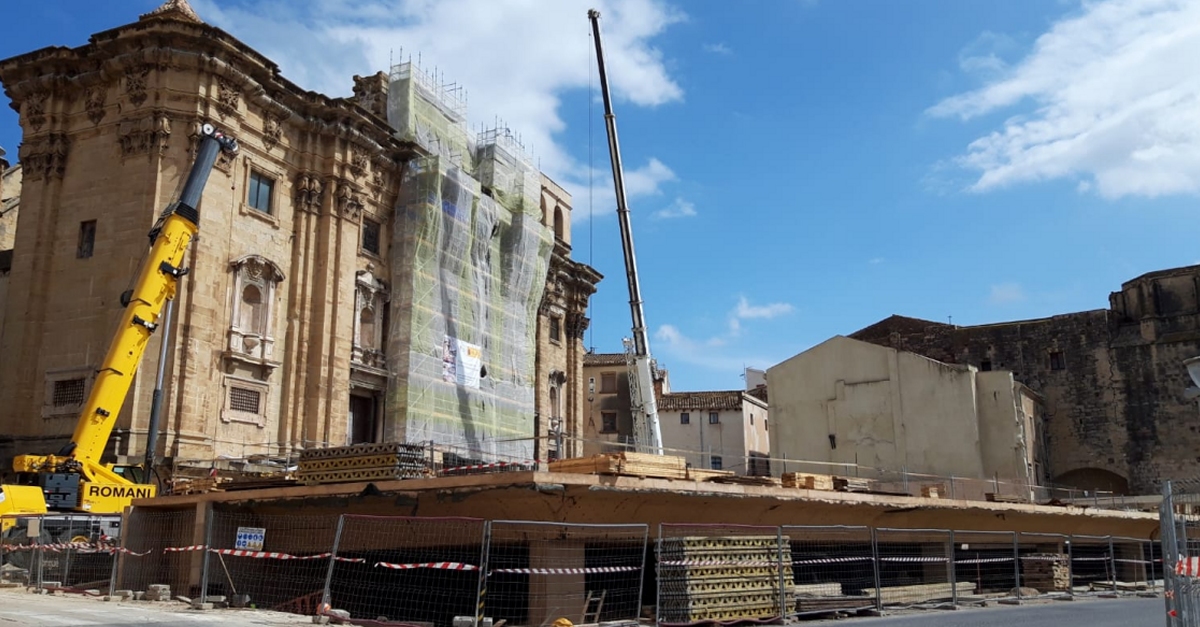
[1160,480,1200,625]
[2,509,1162,626]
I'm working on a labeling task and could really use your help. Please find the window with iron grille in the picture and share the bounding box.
[680,412,690,425]
[601,411,617,433]
[362,218,381,255]
[52,379,86,407]
[229,386,261,414]
[77,220,96,259]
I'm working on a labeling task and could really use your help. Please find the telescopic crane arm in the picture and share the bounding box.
[9,123,237,511]
[589,9,664,454]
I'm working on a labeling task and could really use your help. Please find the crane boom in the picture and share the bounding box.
[6,123,237,515]
[589,9,663,454]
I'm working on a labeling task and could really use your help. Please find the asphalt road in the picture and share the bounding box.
[0,588,1166,626]
[830,597,1164,627]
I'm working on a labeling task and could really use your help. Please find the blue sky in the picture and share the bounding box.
[4,0,1200,393]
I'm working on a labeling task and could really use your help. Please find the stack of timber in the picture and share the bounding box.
[169,476,231,495]
[548,452,688,480]
[865,582,976,605]
[657,534,793,622]
[792,583,874,614]
[296,442,431,484]
[986,492,1024,503]
[1022,554,1070,592]
[687,468,735,482]
[782,473,834,491]
[708,475,781,487]
[833,477,872,493]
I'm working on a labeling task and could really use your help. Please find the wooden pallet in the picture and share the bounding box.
[782,473,834,491]
[986,492,1024,503]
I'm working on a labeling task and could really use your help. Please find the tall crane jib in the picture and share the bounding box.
[1,123,238,521]
[589,9,664,455]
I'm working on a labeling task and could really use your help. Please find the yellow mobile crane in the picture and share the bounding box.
[0,123,238,526]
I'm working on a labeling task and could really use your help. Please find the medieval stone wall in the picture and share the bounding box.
[851,266,1200,494]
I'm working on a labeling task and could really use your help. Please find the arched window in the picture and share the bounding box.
[553,206,564,240]
[549,386,559,419]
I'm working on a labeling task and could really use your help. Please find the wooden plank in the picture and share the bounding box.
[708,476,781,487]
[687,468,735,481]
[863,582,975,605]
[986,493,1024,503]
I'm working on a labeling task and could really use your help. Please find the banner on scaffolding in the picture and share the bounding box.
[442,335,482,389]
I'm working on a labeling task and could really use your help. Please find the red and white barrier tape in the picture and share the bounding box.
[660,559,782,567]
[792,557,873,565]
[1177,555,1200,576]
[374,561,479,571]
[164,544,207,553]
[879,557,949,563]
[954,557,1015,565]
[489,566,640,575]
[209,549,332,560]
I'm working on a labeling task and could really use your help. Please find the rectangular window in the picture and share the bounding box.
[229,386,261,414]
[680,412,690,425]
[1050,351,1065,371]
[362,218,381,255]
[750,413,755,426]
[247,171,274,213]
[980,360,992,372]
[709,412,719,425]
[600,372,617,394]
[549,317,561,342]
[765,418,769,432]
[601,411,617,433]
[77,220,96,258]
[52,379,86,407]
[710,456,723,470]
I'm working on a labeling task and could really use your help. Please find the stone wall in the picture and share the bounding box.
[851,265,1200,494]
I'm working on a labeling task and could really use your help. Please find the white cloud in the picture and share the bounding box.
[733,296,793,320]
[929,0,1200,199]
[868,257,885,265]
[654,324,770,373]
[651,197,696,219]
[624,157,678,198]
[988,282,1027,305]
[703,42,732,55]
[653,296,793,372]
[190,0,685,199]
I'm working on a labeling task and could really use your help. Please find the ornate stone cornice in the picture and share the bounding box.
[334,179,364,221]
[18,133,68,181]
[118,111,171,158]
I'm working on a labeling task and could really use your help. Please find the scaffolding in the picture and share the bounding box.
[385,63,552,461]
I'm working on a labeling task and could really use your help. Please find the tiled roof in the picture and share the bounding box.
[657,390,757,411]
[583,352,627,366]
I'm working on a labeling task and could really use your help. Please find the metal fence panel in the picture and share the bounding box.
[656,523,789,626]
[1070,534,1114,596]
[113,507,198,596]
[203,510,341,613]
[323,515,487,626]
[1110,536,1157,594]
[873,528,954,606]
[39,514,120,591]
[1,515,46,587]
[1017,532,1071,597]
[952,530,1018,602]
[486,521,647,627]
[782,525,875,616]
